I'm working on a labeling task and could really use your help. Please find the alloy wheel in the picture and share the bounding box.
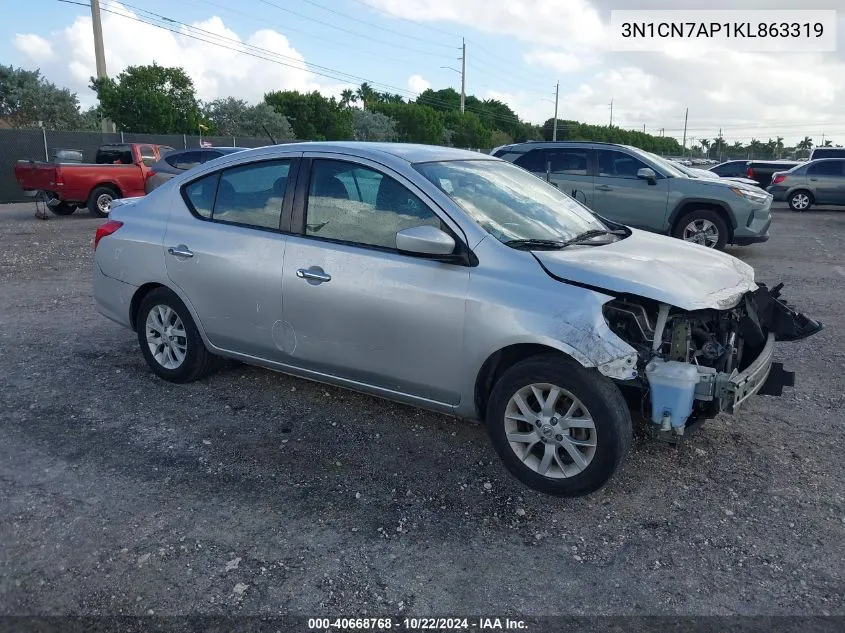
[145,305,187,370]
[682,218,719,248]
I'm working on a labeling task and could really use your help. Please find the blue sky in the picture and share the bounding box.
[5,0,845,146]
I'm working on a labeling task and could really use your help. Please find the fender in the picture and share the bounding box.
[667,197,737,231]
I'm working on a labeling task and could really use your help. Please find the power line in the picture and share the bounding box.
[345,0,463,39]
[59,0,528,128]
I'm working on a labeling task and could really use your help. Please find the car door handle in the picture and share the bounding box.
[296,268,331,283]
[809,178,818,181]
[167,246,194,258]
[596,184,612,191]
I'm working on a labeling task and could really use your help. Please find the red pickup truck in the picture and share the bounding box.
[14,143,172,217]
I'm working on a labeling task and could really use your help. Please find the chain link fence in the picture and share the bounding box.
[0,128,282,204]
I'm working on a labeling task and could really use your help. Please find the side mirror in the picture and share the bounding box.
[637,167,657,184]
[396,225,456,257]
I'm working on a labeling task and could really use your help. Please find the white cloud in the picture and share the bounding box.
[407,74,431,94]
[13,4,331,108]
[13,34,54,62]
[523,50,594,74]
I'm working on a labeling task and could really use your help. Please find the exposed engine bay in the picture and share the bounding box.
[602,283,823,435]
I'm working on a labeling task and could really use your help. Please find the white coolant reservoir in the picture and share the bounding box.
[645,359,700,429]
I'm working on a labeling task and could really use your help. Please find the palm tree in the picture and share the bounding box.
[355,82,378,110]
[339,89,356,108]
[700,138,711,158]
[765,138,777,159]
[775,136,784,158]
[796,136,813,158]
[823,139,833,147]
[748,138,763,159]
[731,141,744,157]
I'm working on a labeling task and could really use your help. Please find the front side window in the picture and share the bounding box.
[547,148,588,175]
[139,145,157,167]
[597,150,649,179]
[415,159,605,244]
[305,160,440,249]
[513,149,546,172]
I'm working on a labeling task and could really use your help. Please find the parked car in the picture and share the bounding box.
[766,158,845,211]
[146,147,246,193]
[493,141,772,250]
[93,142,821,496]
[14,143,172,217]
[709,160,750,178]
[744,160,800,189]
[673,163,760,188]
[808,147,845,160]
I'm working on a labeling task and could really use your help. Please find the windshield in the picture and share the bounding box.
[414,159,606,243]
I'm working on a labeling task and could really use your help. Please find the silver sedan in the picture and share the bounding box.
[93,142,820,496]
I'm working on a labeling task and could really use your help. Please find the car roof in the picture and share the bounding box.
[248,141,491,164]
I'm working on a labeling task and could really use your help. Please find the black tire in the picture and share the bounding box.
[788,190,813,212]
[136,287,220,383]
[672,208,728,250]
[49,202,76,216]
[87,185,119,218]
[485,354,633,497]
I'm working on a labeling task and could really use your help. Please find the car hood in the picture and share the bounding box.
[533,229,757,311]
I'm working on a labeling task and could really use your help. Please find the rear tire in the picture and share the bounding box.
[49,203,76,216]
[485,354,632,497]
[88,186,118,218]
[672,209,728,250]
[788,190,812,212]
[136,287,221,383]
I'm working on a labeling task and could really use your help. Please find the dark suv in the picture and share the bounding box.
[493,142,773,250]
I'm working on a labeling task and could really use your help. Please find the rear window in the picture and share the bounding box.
[96,145,132,165]
[811,148,845,159]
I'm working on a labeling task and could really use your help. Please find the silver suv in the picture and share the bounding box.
[767,158,845,211]
[493,142,772,250]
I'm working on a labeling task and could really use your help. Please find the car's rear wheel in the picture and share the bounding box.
[486,354,632,497]
[87,185,118,218]
[49,202,76,216]
[673,209,728,250]
[788,190,812,212]
[136,287,220,383]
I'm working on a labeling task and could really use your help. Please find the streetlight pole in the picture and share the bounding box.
[460,38,466,114]
[90,0,112,133]
[552,82,559,141]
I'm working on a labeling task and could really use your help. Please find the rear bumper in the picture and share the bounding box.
[93,262,137,329]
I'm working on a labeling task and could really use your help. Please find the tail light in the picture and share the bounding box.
[772,173,786,185]
[94,220,123,251]
[54,164,64,186]
[746,166,754,179]
[146,169,157,179]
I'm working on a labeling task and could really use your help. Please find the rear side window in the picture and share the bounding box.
[808,160,844,176]
[548,148,588,175]
[168,151,203,170]
[183,173,218,219]
[711,162,745,177]
[139,145,157,167]
[514,149,546,172]
[96,145,132,165]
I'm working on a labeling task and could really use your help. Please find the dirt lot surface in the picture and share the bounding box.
[1,201,843,620]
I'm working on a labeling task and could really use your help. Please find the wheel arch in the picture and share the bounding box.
[668,199,736,238]
[91,182,123,198]
[129,282,211,353]
[473,343,586,421]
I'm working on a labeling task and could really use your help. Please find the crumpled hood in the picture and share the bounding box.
[533,229,758,311]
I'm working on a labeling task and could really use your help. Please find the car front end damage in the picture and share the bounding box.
[602,283,823,436]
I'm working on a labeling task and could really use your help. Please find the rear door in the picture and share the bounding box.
[807,160,845,204]
[591,149,669,229]
[164,156,299,359]
[278,154,470,405]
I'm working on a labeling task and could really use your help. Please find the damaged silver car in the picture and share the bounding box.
[92,143,822,497]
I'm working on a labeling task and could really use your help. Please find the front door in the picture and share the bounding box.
[591,149,669,229]
[807,159,845,204]
[280,157,470,405]
[164,158,296,358]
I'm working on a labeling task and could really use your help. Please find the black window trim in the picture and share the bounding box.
[290,155,475,266]
[179,156,300,234]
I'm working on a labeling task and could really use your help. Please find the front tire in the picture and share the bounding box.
[486,354,632,497]
[673,209,728,250]
[88,186,118,218]
[136,287,220,383]
[788,190,812,212]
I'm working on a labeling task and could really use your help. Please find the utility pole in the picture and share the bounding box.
[552,82,559,141]
[660,127,665,137]
[717,128,723,161]
[821,131,825,146]
[609,99,613,128]
[90,0,112,133]
[643,124,646,134]
[682,107,688,156]
[460,38,466,114]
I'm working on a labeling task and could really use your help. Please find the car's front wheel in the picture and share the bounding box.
[136,287,220,383]
[673,209,728,250]
[486,354,632,497]
[788,190,812,212]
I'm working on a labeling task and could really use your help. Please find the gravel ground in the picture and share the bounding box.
[0,201,843,618]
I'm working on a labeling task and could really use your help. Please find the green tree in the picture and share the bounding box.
[0,65,82,129]
[355,82,379,110]
[340,89,356,108]
[264,90,352,140]
[91,63,202,133]
[796,136,813,157]
[775,136,784,158]
[416,87,461,113]
[371,102,443,144]
[203,97,294,140]
[441,111,491,148]
[490,129,512,148]
[823,139,833,147]
[353,109,397,141]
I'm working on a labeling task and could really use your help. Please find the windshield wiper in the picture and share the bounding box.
[504,238,569,250]
[561,229,611,246]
